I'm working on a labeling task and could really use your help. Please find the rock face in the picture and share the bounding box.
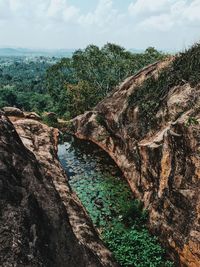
[0,112,118,267]
[24,112,42,121]
[71,59,200,266]
[2,106,24,117]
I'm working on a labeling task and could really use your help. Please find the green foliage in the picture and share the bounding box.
[71,173,173,267]
[96,113,106,126]
[185,116,199,127]
[0,45,165,118]
[128,43,200,133]
[172,43,200,86]
[0,56,57,113]
[0,86,18,107]
[46,44,165,118]
[128,70,169,130]
[62,111,71,120]
[59,137,174,267]
[102,223,173,267]
[41,113,58,127]
[72,174,134,227]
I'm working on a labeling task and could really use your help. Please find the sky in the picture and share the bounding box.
[0,0,200,51]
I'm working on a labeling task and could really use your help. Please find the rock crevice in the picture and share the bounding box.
[0,111,118,267]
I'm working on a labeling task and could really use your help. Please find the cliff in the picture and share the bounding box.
[0,109,118,267]
[70,46,200,266]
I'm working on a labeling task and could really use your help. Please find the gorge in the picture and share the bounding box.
[0,43,200,267]
[58,136,173,266]
[0,109,118,267]
[69,48,200,266]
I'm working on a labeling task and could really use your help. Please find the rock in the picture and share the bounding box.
[71,59,200,266]
[25,111,41,121]
[2,106,24,117]
[0,112,118,267]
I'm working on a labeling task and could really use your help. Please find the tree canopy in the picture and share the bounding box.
[0,56,57,112]
[46,43,165,119]
[0,44,166,118]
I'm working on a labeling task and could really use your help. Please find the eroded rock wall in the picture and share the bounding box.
[70,61,200,266]
[0,111,118,267]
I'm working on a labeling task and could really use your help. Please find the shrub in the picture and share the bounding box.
[42,112,58,127]
[128,43,200,132]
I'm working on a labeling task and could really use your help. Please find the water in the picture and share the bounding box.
[58,135,173,267]
[58,135,133,228]
[58,135,122,181]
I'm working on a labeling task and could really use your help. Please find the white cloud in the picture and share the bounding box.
[9,0,28,12]
[129,0,200,31]
[78,0,122,28]
[0,0,200,50]
[0,0,79,22]
[47,0,79,22]
[0,0,11,19]
[139,14,174,31]
[182,0,200,23]
[128,0,172,16]
[7,0,46,19]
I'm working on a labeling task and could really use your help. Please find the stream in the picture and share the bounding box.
[58,135,173,267]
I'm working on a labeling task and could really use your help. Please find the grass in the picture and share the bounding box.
[128,43,200,132]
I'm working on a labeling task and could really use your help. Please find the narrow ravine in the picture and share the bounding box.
[58,135,174,267]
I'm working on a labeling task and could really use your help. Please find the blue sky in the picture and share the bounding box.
[0,0,200,51]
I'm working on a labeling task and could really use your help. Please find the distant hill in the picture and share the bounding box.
[0,48,75,57]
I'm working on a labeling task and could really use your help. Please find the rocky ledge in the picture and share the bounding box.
[70,59,200,266]
[0,109,118,267]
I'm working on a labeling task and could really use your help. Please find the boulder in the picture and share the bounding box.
[25,111,41,121]
[2,106,24,117]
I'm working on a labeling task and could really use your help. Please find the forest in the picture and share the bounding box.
[0,44,165,119]
[0,56,56,112]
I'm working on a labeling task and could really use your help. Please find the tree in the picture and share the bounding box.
[46,43,166,118]
[0,86,18,107]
